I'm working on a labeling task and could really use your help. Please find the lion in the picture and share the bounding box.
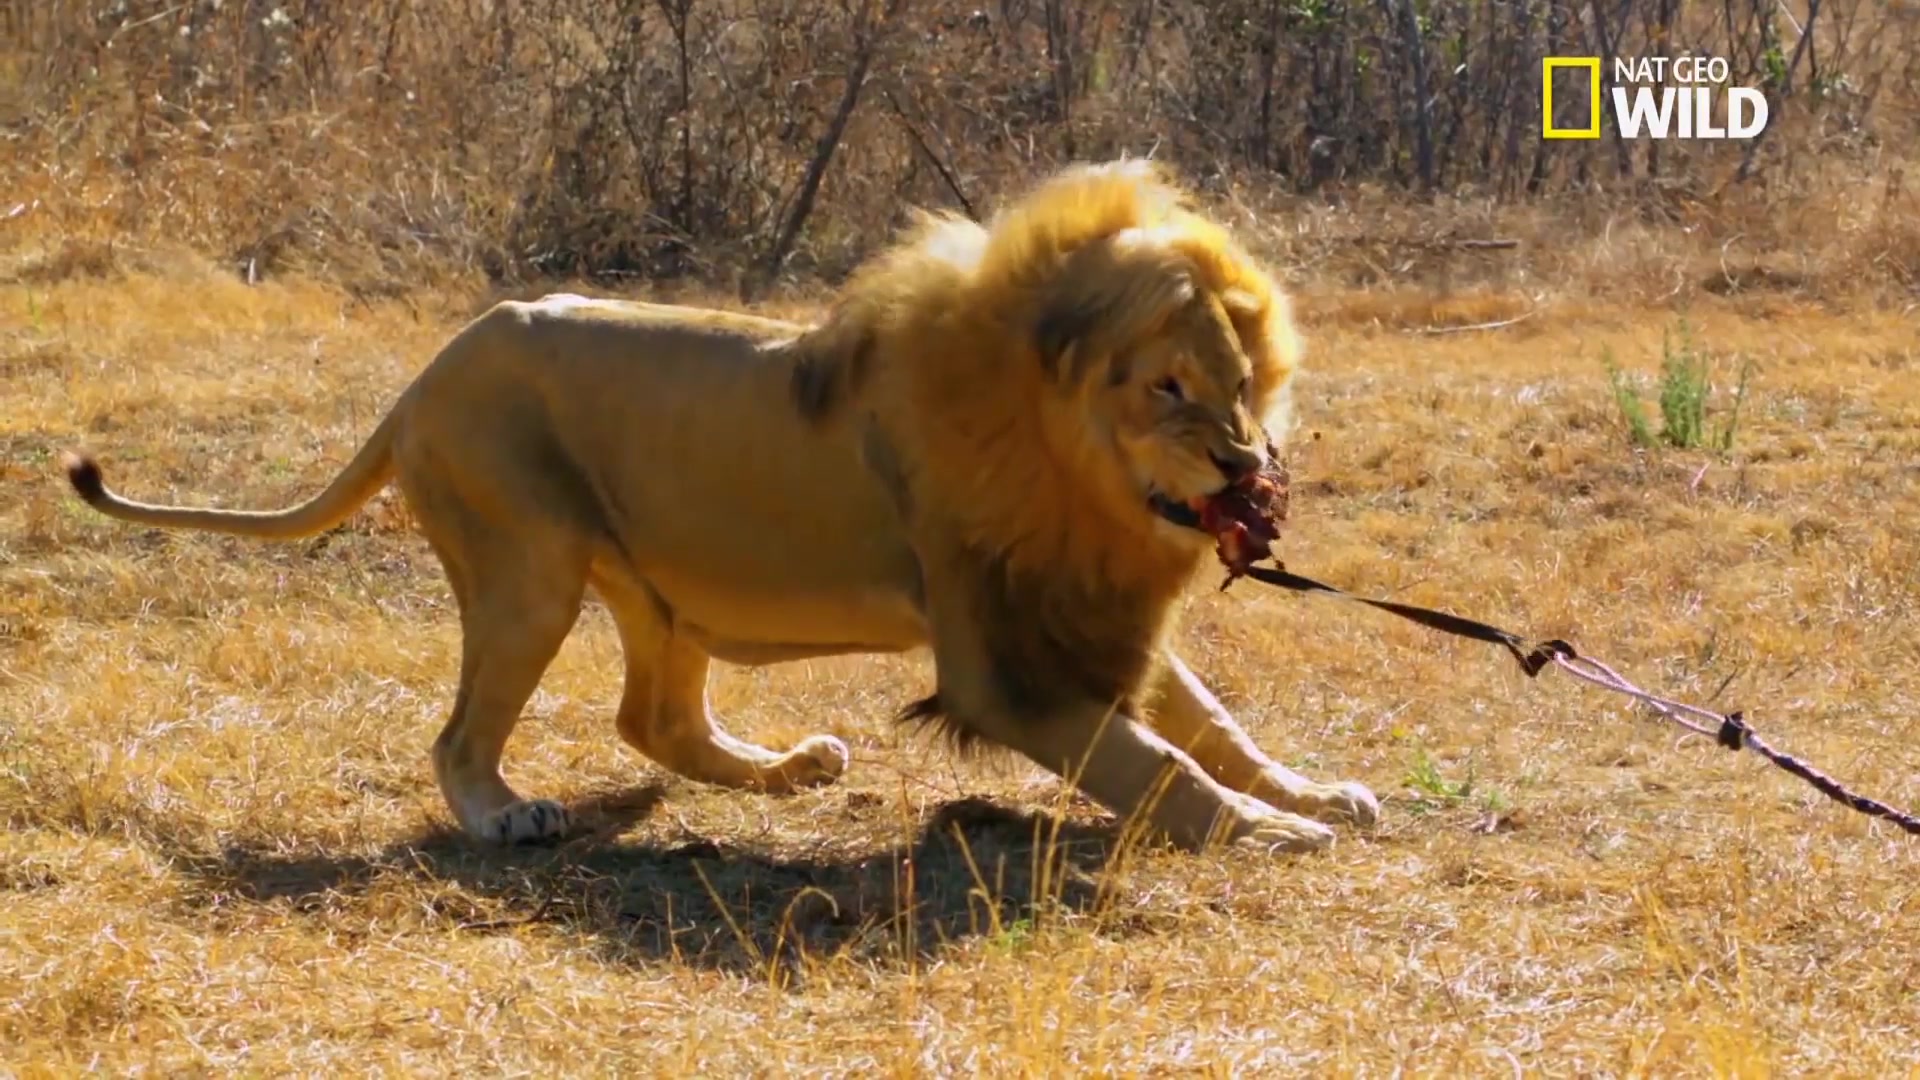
[60,158,1380,854]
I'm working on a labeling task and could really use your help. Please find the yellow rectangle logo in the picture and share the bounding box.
[1542,57,1602,139]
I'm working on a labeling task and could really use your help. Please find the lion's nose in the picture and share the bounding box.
[1210,446,1263,485]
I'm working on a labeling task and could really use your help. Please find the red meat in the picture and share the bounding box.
[1195,463,1290,587]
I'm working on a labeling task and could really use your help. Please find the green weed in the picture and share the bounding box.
[1604,321,1754,452]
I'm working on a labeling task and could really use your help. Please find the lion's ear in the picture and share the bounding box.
[1034,297,1103,384]
[1033,251,1194,386]
[1219,286,1265,322]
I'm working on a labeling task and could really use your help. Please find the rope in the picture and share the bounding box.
[1236,563,1920,837]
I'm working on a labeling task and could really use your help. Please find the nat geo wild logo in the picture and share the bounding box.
[1541,55,1770,140]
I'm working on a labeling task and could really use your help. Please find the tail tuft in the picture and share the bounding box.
[61,450,106,505]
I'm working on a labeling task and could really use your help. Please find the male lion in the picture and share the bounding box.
[61,159,1379,853]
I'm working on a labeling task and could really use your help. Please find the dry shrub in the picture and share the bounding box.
[2,0,1916,304]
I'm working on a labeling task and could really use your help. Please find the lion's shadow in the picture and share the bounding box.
[163,785,1125,977]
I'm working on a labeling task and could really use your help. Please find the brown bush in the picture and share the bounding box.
[4,0,1917,301]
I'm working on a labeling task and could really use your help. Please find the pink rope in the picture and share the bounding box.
[1546,652,1729,741]
[1544,650,1920,836]
[1234,561,1920,838]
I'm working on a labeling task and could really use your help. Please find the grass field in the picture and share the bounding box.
[3,250,1919,1074]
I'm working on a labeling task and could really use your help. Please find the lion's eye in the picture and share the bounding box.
[1152,376,1186,402]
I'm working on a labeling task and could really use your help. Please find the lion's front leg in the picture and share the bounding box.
[1004,698,1340,854]
[1141,652,1380,828]
[915,590,1330,854]
[917,549,1351,853]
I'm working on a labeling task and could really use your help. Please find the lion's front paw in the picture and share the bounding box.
[778,734,851,788]
[479,799,574,845]
[1230,808,1337,854]
[1253,772,1382,829]
[1302,779,1381,827]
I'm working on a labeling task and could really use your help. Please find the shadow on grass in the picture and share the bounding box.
[161,783,1125,978]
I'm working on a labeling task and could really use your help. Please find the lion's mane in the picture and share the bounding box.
[789,159,1304,740]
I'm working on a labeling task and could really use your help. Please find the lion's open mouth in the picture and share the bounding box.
[1148,492,1204,530]
[1150,465,1293,582]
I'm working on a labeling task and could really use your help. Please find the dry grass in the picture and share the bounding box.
[4,251,1919,1075]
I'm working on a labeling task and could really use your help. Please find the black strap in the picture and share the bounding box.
[1241,565,1575,678]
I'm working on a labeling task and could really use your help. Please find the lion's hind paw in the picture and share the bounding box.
[480,798,575,845]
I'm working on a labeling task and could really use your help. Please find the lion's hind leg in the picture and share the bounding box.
[399,453,594,845]
[1143,653,1380,828]
[423,538,590,846]
[598,574,850,793]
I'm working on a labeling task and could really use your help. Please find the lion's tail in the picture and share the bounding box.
[62,402,404,541]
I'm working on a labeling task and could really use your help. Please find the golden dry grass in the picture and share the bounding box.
[3,254,1919,1075]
